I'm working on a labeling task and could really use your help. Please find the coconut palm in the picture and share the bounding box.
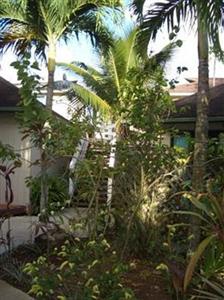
[0,0,121,109]
[59,27,176,121]
[131,0,224,247]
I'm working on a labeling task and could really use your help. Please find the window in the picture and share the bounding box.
[173,135,189,149]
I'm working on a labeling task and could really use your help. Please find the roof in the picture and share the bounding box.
[167,84,224,123]
[0,76,20,108]
[0,76,70,122]
[170,78,224,95]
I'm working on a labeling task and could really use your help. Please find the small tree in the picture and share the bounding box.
[0,0,121,208]
[12,54,90,217]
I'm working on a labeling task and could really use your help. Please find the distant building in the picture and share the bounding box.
[164,79,224,148]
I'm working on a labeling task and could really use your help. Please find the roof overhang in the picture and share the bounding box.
[164,116,224,124]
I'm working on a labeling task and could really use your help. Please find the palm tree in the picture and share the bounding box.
[131,0,224,248]
[0,0,121,216]
[0,0,121,109]
[59,28,175,220]
[59,27,175,124]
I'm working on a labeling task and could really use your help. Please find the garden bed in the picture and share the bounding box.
[0,238,171,300]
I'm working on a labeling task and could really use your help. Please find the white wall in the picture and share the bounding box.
[30,146,41,177]
[0,113,31,205]
[161,133,171,147]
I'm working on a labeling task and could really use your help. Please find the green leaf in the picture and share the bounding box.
[172,210,210,224]
[184,235,216,292]
[71,83,112,119]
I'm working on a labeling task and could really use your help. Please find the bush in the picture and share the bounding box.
[23,236,135,299]
[26,176,70,215]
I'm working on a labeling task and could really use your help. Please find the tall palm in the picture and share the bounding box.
[0,0,121,109]
[59,27,175,121]
[131,0,224,247]
[0,0,121,214]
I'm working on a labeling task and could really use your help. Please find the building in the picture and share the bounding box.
[165,81,224,147]
[0,76,73,207]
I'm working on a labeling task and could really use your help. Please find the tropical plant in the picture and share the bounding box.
[0,0,121,110]
[0,142,20,162]
[12,54,90,216]
[59,27,177,121]
[0,0,121,212]
[59,39,180,262]
[174,185,224,292]
[201,241,224,279]
[26,175,70,215]
[131,0,224,248]
[195,277,224,300]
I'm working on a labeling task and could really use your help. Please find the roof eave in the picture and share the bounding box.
[0,107,22,112]
[164,116,224,123]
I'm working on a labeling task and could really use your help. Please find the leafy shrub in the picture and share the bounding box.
[23,236,135,299]
[26,176,70,214]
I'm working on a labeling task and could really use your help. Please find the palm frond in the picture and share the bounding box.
[59,25,174,116]
[138,0,195,52]
[140,41,176,75]
[149,42,176,66]
[0,0,27,22]
[130,0,145,22]
[103,28,139,91]
[58,61,103,82]
[58,61,115,104]
[200,0,224,60]
[0,0,46,58]
[139,0,224,61]
[67,12,113,53]
[122,28,139,73]
[0,23,45,58]
[71,83,112,119]
[0,0,122,60]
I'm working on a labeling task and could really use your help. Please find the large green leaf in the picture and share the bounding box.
[71,83,112,118]
[184,235,216,292]
[172,210,210,224]
[184,193,214,221]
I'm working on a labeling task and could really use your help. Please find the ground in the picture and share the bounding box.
[0,242,172,300]
[123,259,171,300]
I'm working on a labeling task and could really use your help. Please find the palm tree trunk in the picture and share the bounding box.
[46,41,56,109]
[40,148,48,215]
[191,16,209,249]
[40,40,56,218]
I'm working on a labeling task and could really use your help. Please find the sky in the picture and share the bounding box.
[1,1,224,85]
[0,35,100,83]
[144,0,224,82]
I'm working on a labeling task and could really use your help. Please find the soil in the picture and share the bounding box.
[0,242,172,300]
[123,259,171,300]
